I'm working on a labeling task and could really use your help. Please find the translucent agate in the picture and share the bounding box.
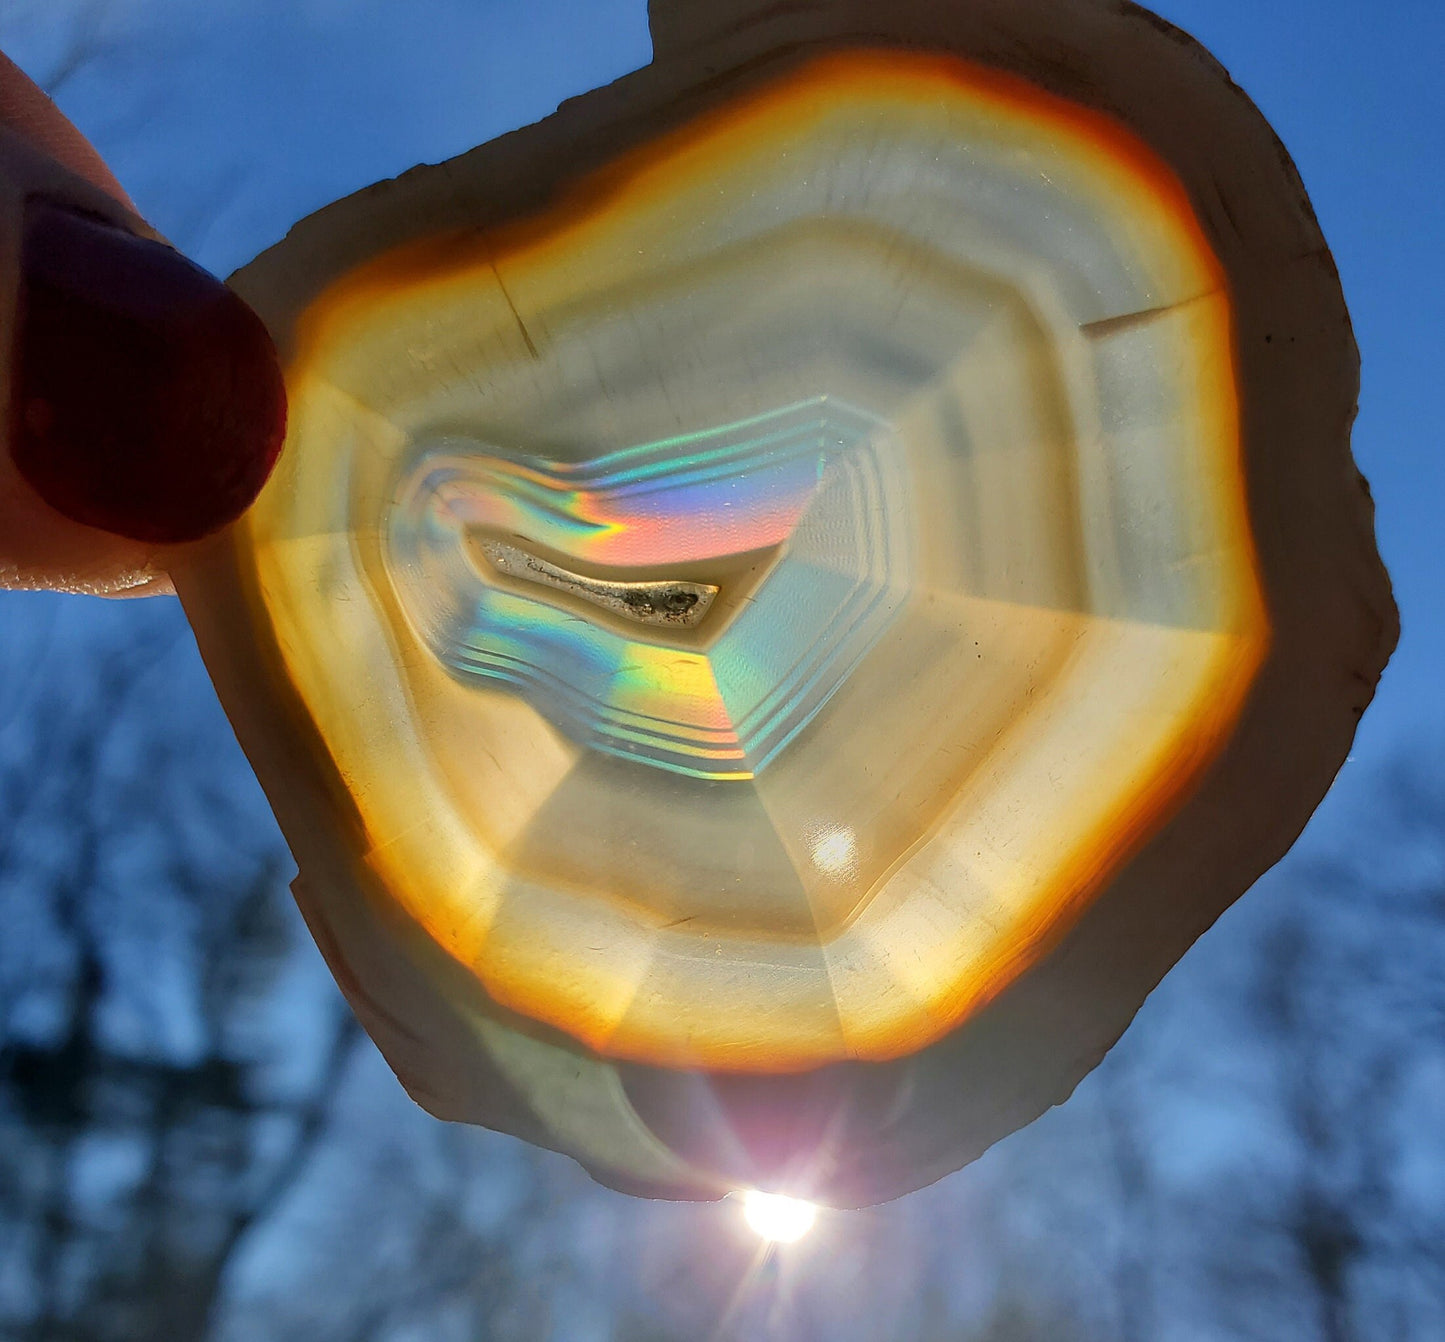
[178,0,1394,1206]
[245,52,1264,1069]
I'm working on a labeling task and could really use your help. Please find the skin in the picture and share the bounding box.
[1,50,178,597]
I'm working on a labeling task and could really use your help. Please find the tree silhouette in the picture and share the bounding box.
[0,602,357,1341]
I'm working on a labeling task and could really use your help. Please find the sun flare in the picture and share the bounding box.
[741,1191,819,1244]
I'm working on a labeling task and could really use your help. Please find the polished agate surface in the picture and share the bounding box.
[245,52,1267,1070]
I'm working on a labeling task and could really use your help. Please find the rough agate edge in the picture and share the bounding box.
[174,0,1396,1206]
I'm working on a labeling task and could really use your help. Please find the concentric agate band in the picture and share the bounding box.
[177,0,1395,1205]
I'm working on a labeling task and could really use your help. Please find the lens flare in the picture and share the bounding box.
[741,1190,819,1243]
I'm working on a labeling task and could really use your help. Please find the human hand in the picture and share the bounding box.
[0,51,284,597]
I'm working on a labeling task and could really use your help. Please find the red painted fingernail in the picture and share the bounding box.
[10,202,286,544]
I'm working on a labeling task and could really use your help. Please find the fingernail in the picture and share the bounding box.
[10,201,286,544]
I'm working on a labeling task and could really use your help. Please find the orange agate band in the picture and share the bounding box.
[239,50,1267,1070]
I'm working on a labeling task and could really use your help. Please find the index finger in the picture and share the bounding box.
[0,50,135,210]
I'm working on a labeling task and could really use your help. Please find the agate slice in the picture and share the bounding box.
[176,0,1396,1206]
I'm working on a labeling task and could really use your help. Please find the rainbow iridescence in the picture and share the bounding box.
[388,397,909,778]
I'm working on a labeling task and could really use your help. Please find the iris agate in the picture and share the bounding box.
[243,51,1267,1070]
[387,397,908,779]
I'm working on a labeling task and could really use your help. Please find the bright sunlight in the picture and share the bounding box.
[740,1191,819,1244]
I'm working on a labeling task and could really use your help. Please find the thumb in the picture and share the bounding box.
[0,52,284,596]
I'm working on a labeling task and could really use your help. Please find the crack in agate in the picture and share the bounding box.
[477,539,719,628]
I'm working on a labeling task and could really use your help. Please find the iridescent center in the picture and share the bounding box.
[387,397,911,780]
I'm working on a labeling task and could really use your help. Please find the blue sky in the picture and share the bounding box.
[0,5,1439,1333]
[3,0,1435,775]
[1149,1,1444,763]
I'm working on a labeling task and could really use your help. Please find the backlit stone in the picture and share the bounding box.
[176,1,1392,1206]
[235,51,1265,1069]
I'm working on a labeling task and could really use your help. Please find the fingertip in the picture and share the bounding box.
[10,203,287,545]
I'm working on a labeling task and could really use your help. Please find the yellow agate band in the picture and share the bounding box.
[238,50,1266,1070]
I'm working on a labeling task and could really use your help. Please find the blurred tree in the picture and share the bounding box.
[1,3,1438,1339]
[1005,755,1445,1342]
[1194,759,1445,1342]
[1,614,1441,1342]
[0,601,358,1341]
